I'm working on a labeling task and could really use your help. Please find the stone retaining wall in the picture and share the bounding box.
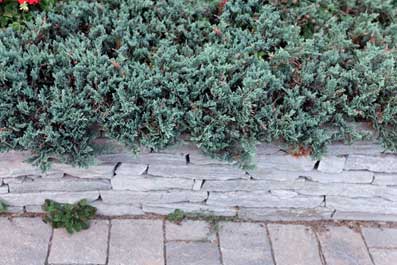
[1,141,397,221]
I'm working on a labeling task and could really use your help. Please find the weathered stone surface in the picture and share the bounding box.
[0,218,51,265]
[373,173,397,186]
[157,142,233,165]
[219,222,273,265]
[8,177,111,193]
[92,202,144,216]
[114,163,148,176]
[318,156,346,173]
[361,227,397,248]
[207,191,323,208]
[248,169,374,183]
[332,211,397,222]
[166,220,211,241]
[143,203,237,217]
[293,182,397,201]
[239,207,333,221]
[49,220,109,265]
[0,185,8,193]
[317,226,373,265]
[24,205,44,213]
[0,161,43,178]
[203,179,294,192]
[52,163,115,179]
[109,219,164,265]
[370,249,397,265]
[112,175,193,191]
[0,191,99,206]
[167,241,221,265]
[326,142,384,156]
[268,224,322,265]
[203,179,390,201]
[99,152,187,165]
[255,155,317,172]
[148,164,248,180]
[101,190,207,205]
[193,179,204,191]
[327,196,397,215]
[345,154,397,173]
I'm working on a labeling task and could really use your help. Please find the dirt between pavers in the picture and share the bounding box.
[1,211,397,230]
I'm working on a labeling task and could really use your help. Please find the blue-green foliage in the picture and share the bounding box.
[1,0,397,169]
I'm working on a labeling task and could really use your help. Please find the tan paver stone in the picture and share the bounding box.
[0,218,51,265]
[108,219,164,265]
[167,241,221,265]
[317,226,373,265]
[268,224,323,265]
[48,220,109,265]
[219,222,274,265]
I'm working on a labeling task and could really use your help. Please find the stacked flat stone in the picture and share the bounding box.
[1,140,397,221]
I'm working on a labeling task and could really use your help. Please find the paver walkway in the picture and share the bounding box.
[0,217,396,265]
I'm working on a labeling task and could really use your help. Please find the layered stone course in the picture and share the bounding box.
[1,141,397,221]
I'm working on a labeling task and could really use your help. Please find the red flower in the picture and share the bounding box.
[18,0,40,4]
[218,0,228,15]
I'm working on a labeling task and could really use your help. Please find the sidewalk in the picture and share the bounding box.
[0,216,395,265]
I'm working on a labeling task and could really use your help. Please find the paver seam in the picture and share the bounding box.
[265,224,277,265]
[358,225,376,265]
[163,219,167,265]
[104,220,112,265]
[215,230,224,265]
[44,227,54,265]
[311,225,328,265]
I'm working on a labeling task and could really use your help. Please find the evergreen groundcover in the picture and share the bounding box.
[1,0,397,169]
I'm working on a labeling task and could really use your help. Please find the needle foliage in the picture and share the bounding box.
[1,0,397,169]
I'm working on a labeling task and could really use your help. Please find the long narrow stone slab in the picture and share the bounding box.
[109,219,164,265]
[114,163,149,176]
[0,218,51,265]
[167,241,221,265]
[326,142,384,156]
[148,164,248,180]
[142,203,237,217]
[332,211,397,222]
[239,207,333,221]
[101,190,207,205]
[345,155,397,173]
[255,155,317,172]
[203,180,393,201]
[112,175,193,191]
[51,163,116,179]
[49,220,109,264]
[0,191,99,206]
[8,178,111,193]
[373,173,397,185]
[219,222,274,265]
[316,226,373,265]
[317,156,346,173]
[268,224,322,265]
[248,169,373,184]
[207,191,323,208]
[92,202,144,216]
[327,196,397,215]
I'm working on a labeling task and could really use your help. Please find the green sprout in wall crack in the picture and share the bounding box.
[42,199,97,234]
[0,201,7,213]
